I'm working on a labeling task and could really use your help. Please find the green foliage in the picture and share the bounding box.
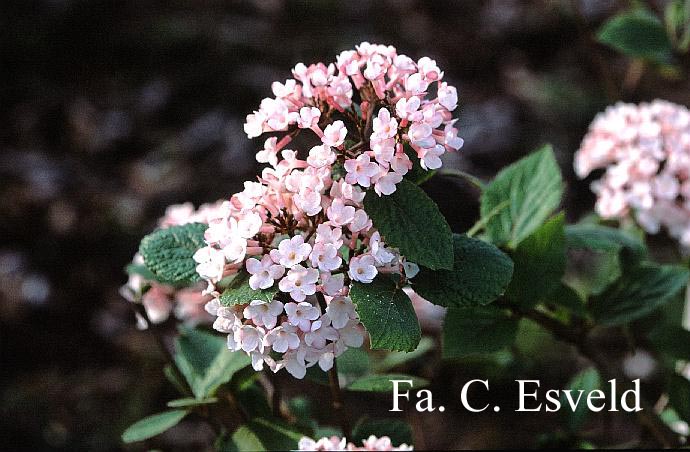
[139,222,207,285]
[413,234,514,307]
[363,178,453,270]
[374,336,435,373]
[166,397,217,408]
[649,325,690,361]
[480,145,563,248]
[346,374,429,392]
[219,271,279,306]
[228,418,305,451]
[545,283,586,316]
[589,263,689,326]
[121,410,188,443]
[442,307,519,359]
[506,213,566,307]
[669,374,690,423]
[563,368,601,432]
[350,276,421,352]
[351,417,413,446]
[174,327,251,399]
[565,223,646,264]
[597,9,674,63]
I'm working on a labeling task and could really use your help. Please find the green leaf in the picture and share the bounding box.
[139,223,207,285]
[506,214,566,307]
[336,347,371,378]
[649,325,690,361]
[547,283,586,316]
[413,234,514,307]
[219,271,279,306]
[174,327,251,399]
[164,363,191,396]
[589,263,689,326]
[351,276,421,352]
[229,418,305,451]
[351,418,413,446]
[480,145,563,248]
[442,307,519,359]
[347,374,429,392]
[374,336,435,373]
[363,178,453,270]
[597,9,673,64]
[166,397,217,408]
[121,410,188,443]
[668,374,690,423]
[563,368,601,432]
[565,223,646,264]
[125,262,157,280]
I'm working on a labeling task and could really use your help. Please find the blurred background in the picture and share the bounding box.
[2,0,690,450]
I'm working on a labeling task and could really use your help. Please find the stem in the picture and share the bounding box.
[511,304,682,448]
[438,168,486,191]
[315,291,351,438]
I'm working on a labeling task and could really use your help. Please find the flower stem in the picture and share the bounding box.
[315,291,351,438]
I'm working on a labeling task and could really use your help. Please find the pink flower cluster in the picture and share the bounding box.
[244,41,463,196]
[298,435,413,451]
[193,43,460,379]
[575,100,690,246]
[120,202,226,327]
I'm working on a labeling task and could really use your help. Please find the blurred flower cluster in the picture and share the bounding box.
[575,100,690,246]
[298,435,413,451]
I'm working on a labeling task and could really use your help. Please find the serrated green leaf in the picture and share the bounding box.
[219,271,278,306]
[506,213,566,307]
[442,307,518,359]
[564,368,601,432]
[166,397,217,408]
[346,374,429,392]
[351,417,413,446]
[351,276,421,352]
[121,410,188,443]
[139,223,207,285]
[413,234,514,307]
[363,179,453,270]
[481,145,563,248]
[590,263,689,326]
[597,9,673,63]
[174,327,251,399]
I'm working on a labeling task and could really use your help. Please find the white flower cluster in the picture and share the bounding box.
[298,435,413,451]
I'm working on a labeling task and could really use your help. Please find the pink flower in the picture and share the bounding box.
[193,246,225,281]
[419,144,445,170]
[307,144,336,168]
[243,299,284,329]
[246,255,285,290]
[315,224,344,248]
[279,265,319,302]
[344,154,380,187]
[297,106,321,128]
[264,323,301,353]
[326,296,356,329]
[396,96,421,120]
[444,122,464,151]
[284,301,321,331]
[373,170,403,196]
[327,198,356,226]
[348,254,378,283]
[408,122,435,149]
[322,120,347,147]
[437,81,458,111]
[310,243,342,271]
[372,108,398,139]
[256,137,279,167]
[270,236,312,268]
[304,317,339,349]
[294,188,323,216]
[350,209,372,233]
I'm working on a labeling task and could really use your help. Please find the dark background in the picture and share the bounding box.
[2,0,689,450]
